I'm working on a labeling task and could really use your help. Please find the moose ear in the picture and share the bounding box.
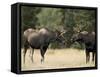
[80,31,88,35]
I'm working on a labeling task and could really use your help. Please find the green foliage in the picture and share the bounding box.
[36,8,63,30]
[63,9,96,48]
[71,42,85,49]
[21,6,41,31]
[21,6,96,49]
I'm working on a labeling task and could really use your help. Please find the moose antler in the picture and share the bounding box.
[60,30,66,36]
[74,24,86,33]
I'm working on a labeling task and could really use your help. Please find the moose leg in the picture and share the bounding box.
[23,47,27,64]
[86,51,90,63]
[23,40,29,64]
[30,48,34,63]
[40,46,48,63]
[92,52,95,62]
[29,47,34,62]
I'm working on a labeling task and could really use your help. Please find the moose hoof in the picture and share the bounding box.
[41,59,44,64]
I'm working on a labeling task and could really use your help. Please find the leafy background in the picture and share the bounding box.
[21,6,96,49]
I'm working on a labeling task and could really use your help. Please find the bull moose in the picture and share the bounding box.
[23,28,65,63]
[71,31,96,63]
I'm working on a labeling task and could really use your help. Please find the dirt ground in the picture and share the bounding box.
[21,48,95,71]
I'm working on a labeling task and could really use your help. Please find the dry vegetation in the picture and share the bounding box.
[21,48,95,71]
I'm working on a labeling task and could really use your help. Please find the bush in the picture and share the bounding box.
[71,42,85,50]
